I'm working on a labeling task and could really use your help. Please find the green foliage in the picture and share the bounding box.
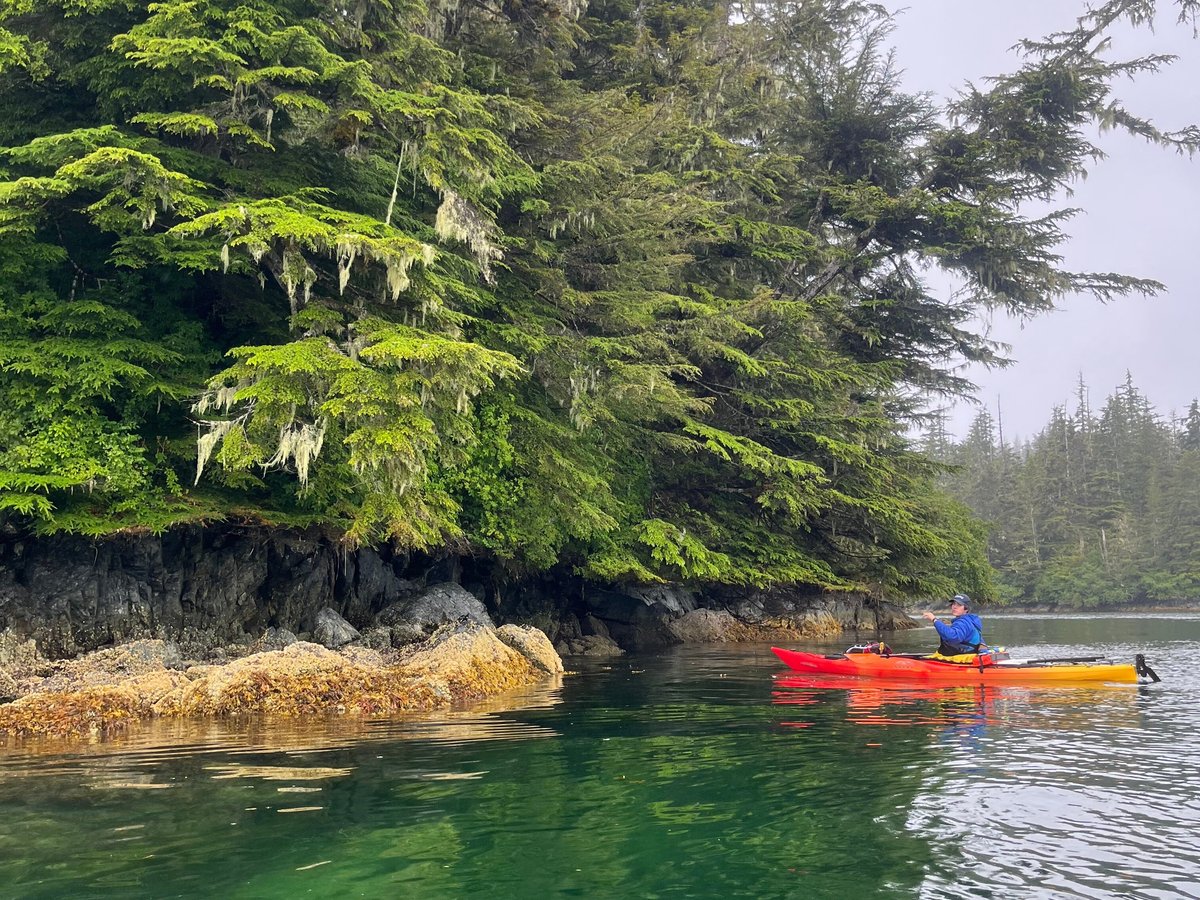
[936,377,1200,607]
[0,0,1194,601]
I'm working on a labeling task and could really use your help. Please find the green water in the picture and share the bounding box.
[2,614,1199,898]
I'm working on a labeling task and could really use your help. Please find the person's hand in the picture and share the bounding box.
[921,611,936,622]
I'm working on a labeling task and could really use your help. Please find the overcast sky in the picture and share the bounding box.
[888,0,1200,441]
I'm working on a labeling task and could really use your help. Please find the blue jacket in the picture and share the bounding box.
[933,612,983,649]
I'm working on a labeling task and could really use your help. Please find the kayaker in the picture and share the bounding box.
[921,594,983,655]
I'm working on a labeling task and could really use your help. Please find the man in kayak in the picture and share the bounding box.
[921,594,984,655]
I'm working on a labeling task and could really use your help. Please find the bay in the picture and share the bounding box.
[1,613,1198,898]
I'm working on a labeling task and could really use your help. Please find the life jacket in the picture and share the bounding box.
[936,612,983,656]
[938,638,983,655]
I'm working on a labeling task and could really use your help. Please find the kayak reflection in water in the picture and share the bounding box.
[772,675,996,750]
[921,593,984,656]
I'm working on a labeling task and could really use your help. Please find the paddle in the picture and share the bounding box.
[1135,654,1161,683]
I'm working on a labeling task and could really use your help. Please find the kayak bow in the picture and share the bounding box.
[771,646,1160,684]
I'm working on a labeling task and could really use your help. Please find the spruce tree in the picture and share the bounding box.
[1,0,1194,604]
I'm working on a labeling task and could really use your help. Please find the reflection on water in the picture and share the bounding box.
[773,675,1146,735]
[774,615,1200,899]
[0,616,1198,898]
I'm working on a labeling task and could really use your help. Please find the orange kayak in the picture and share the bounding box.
[771,646,1160,684]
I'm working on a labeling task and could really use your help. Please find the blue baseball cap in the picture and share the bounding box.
[951,593,971,609]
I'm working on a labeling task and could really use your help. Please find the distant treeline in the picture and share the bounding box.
[926,377,1200,607]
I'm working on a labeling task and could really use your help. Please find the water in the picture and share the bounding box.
[1,614,1199,898]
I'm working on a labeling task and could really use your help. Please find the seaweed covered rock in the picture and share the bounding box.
[0,623,561,740]
[153,642,440,718]
[0,687,152,738]
[0,629,42,672]
[33,639,184,692]
[0,669,17,702]
[401,621,536,702]
[496,624,564,674]
[251,627,299,653]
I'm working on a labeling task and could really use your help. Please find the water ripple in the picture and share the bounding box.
[1,616,1199,898]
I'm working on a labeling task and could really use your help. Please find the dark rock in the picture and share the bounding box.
[556,635,625,657]
[0,525,914,663]
[353,551,416,611]
[261,535,333,633]
[375,602,411,627]
[668,609,746,643]
[253,627,298,653]
[625,584,697,615]
[581,614,611,639]
[401,583,494,630]
[556,614,583,641]
[581,588,681,651]
[358,627,395,652]
[389,622,427,646]
[312,608,360,649]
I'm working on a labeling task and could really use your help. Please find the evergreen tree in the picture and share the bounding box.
[1182,400,1200,452]
[0,0,1195,603]
[942,377,1200,607]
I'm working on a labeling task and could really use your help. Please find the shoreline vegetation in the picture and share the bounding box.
[2,1,1198,744]
[930,380,1200,609]
[3,2,1197,619]
[980,604,1200,615]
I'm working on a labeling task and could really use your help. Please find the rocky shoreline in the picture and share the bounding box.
[0,620,562,740]
[0,526,916,741]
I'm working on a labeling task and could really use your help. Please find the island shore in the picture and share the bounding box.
[0,621,562,741]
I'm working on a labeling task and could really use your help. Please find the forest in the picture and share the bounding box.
[1,0,1197,603]
[930,380,1200,608]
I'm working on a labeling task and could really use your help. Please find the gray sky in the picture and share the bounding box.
[889,0,1200,441]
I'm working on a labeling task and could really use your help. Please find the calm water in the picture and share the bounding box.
[2,614,1199,898]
